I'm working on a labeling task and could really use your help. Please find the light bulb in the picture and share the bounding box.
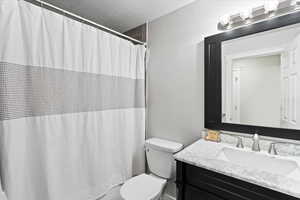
[220,15,230,26]
[250,5,265,18]
[277,0,295,10]
[265,0,279,12]
[242,9,251,19]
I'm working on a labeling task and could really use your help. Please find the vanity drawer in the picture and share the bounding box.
[185,168,252,200]
[177,161,299,200]
[184,185,224,200]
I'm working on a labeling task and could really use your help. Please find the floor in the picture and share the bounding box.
[97,186,122,200]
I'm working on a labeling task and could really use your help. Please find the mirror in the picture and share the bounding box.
[222,23,300,130]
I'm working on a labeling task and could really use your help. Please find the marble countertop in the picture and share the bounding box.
[174,139,300,198]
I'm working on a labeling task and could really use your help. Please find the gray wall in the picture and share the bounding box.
[147,0,266,198]
[147,0,266,145]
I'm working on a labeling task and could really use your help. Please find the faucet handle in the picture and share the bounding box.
[252,133,260,152]
[236,137,244,149]
[268,143,278,155]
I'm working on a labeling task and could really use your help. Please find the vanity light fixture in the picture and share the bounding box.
[218,0,300,30]
[228,10,251,25]
[229,13,247,24]
[251,5,267,18]
[277,0,295,10]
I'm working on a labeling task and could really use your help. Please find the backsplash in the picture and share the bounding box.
[202,130,300,157]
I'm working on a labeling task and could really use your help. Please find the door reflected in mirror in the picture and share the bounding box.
[222,23,300,129]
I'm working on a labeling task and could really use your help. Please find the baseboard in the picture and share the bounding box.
[163,193,176,200]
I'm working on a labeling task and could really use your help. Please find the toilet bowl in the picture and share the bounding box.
[120,174,166,200]
[120,138,183,200]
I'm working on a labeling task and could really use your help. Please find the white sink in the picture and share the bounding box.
[217,147,298,175]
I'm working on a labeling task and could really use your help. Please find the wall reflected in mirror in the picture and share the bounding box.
[222,23,300,129]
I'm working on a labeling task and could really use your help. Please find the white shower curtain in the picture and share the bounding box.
[0,1,146,200]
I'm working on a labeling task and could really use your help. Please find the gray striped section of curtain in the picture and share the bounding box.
[0,62,145,121]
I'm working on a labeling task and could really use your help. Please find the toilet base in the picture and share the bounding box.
[120,173,167,200]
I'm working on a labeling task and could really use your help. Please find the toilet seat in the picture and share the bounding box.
[120,174,167,200]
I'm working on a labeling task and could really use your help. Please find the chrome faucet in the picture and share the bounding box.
[252,133,260,152]
[268,143,278,155]
[236,136,244,149]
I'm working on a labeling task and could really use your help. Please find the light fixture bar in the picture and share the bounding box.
[218,0,300,30]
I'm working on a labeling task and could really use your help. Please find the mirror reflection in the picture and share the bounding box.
[222,24,300,129]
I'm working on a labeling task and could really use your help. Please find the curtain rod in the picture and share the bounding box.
[23,0,146,46]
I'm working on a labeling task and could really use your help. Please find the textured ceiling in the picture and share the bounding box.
[42,0,195,32]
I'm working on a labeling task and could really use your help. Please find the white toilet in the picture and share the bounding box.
[120,138,183,200]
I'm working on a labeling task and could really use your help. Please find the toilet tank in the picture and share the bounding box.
[145,138,183,179]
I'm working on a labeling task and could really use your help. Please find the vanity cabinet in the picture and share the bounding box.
[176,161,299,200]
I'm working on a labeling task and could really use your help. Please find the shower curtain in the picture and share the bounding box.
[0,1,146,200]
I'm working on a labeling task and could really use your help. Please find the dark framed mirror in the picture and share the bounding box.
[205,11,300,140]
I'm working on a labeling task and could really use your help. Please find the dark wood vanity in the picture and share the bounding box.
[176,161,299,200]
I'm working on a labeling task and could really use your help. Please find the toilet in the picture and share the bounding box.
[120,138,183,200]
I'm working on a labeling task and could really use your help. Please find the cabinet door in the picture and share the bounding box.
[185,185,224,200]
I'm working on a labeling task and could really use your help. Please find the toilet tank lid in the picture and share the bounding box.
[145,138,183,153]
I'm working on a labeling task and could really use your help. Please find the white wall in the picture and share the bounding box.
[233,56,281,127]
[147,0,268,198]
